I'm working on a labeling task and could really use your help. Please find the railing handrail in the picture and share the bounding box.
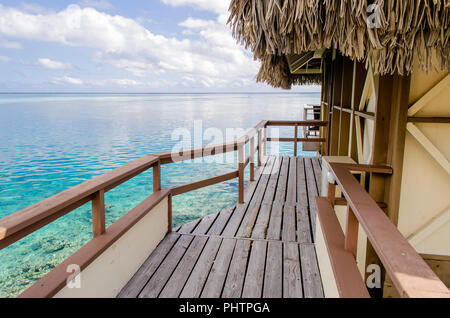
[328,163,450,298]
[0,119,326,252]
[0,155,160,243]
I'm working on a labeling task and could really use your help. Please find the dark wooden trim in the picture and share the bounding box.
[265,120,328,127]
[171,171,239,196]
[267,137,326,143]
[407,117,450,123]
[19,190,170,298]
[355,111,375,120]
[315,197,370,298]
[331,163,393,174]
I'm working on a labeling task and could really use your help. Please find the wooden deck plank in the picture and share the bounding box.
[274,157,289,203]
[299,244,324,298]
[261,157,281,205]
[266,202,283,240]
[242,240,267,298]
[189,212,218,235]
[297,205,312,243]
[221,158,272,237]
[222,239,252,298]
[138,234,194,298]
[263,241,283,298]
[296,157,308,209]
[149,212,218,298]
[251,203,272,239]
[178,218,201,234]
[179,237,222,298]
[286,157,297,206]
[282,205,296,242]
[117,232,180,298]
[207,207,234,236]
[283,242,303,298]
[158,236,208,298]
[304,158,319,240]
[235,158,275,238]
[311,157,322,195]
[201,238,236,298]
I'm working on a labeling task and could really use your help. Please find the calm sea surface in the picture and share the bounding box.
[0,93,320,297]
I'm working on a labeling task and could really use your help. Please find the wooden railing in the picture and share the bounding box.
[265,120,327,156]
[324,163,450,298]
[0,120,328,252]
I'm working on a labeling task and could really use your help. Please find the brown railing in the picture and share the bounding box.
[0,120,328,252]
[324,163,450,298]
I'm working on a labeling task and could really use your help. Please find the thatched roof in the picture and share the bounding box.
[228,0,450,89]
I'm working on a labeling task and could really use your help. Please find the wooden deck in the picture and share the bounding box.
[118,156,324,298]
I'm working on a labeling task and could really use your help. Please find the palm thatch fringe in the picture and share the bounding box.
[228,0,450,89]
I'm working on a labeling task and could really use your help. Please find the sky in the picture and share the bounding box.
[0,0,320,93]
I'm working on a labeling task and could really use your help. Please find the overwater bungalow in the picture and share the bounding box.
[0,1,449,298]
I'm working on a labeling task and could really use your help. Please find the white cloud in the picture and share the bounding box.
[0,39,22,49]
[0,4,259,89]
[161,0,229,15]
[179,18,216,29]
[52,76,83,85]
[38,58,72,70]
[0,55,10,62]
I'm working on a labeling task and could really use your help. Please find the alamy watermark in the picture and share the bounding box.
[170,120,281,173]
[367,4,382,29]
[66,264,81,289]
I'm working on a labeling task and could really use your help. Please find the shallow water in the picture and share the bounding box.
[0,93,320,297]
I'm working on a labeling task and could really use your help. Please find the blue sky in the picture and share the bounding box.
[0,1,320,92]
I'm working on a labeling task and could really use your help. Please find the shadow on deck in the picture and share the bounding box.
[118,156,324,298]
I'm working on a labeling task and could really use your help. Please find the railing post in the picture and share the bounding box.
[153,160,161,192]
[327,182,336,207]
[92,189,105,237]
[238,143,244,204]
[263,126,267,156]
[250,136,255,181]
[257,129,262,167]
[345,205,359,258]
[294,124,298,157]
[168,193,173,233]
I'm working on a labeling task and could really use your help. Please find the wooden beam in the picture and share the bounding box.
[330,55,343,155]
[407,117,450,123]
[384,75,411,226]
[408,74,450,117]
[407,123,450,174]
[338,58,353,156]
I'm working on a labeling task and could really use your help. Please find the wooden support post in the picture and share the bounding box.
[153,161,161,192]
[238,144,244,204]
[250,137,255,181]
[92,189,105,237]
[257,130,262,167]
[294,124,298,157]
[338,58,353,156]
[263,127,267,156]
[327,182,336,207]
[330,55,343,155]
[168,193,173,233]
[345,205,359,258]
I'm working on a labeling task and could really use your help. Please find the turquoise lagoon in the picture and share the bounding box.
[0,93,320,297]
